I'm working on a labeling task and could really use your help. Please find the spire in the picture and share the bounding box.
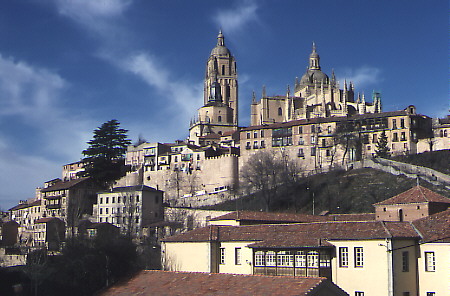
[217,30,225,47]
[309,42,321,70]
[262,85,266,98]
[252,91,257,104]
[286,85,291,97]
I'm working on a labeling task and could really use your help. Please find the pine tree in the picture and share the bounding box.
[375,130,390,158]
[80,119,131,188]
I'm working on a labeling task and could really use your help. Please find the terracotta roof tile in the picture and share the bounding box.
[328,213,376,221]
[98,270,348,296]
[9,200,42,211]
[163,221,420,246]
[40,177,90,192]
[412,209,450,243]
[210,211,331,223]
[374,185,450,205]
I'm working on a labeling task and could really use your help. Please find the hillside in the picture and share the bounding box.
[203,167,450,214]
[391,149,450,174]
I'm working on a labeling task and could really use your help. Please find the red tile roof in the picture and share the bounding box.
[328,213,376,221]
[40,177,90,192]
[9,199,42,211]
[98,270,348,296]
[35,217,63,224]
[374,185,450,205]
[163,221,420,247]
[210,211,331,223]
[412,208,450,243]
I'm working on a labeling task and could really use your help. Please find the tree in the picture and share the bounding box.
[375,130,390,158]
[79,120,131,188]
[240,150,302,212]
[333,122,362,165]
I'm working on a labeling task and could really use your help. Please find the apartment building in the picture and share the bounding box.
[96,185,163,237]
[241,106,432,173]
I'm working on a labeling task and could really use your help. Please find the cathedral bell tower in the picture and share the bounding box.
[189,31,239,146]
[204,30,238,125]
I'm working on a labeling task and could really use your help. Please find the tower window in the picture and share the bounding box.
[278,107,282,116]
[222,65,225,75]
[218,116,222,122]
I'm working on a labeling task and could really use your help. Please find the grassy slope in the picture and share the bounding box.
[203,167,450,214]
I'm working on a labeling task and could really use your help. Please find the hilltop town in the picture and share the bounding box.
[1,32,449,295]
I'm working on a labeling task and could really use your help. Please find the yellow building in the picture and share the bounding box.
[162,186,450,296]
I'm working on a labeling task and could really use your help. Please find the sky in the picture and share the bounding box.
[0,0,448,210]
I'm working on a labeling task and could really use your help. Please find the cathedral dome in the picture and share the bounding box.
[211,45,230,56]
[300,69,329,85]
[210,30,231,56]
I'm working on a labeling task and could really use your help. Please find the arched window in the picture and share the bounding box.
[218,115,222,122]
[222,65,225,75]
[278,107,282,116]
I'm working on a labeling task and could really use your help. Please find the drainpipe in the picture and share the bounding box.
[386,239,394,296]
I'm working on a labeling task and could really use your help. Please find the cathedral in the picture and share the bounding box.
[251,43,381,126]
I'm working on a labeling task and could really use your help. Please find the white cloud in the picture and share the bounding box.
[54,0,131,20]
[337,66,382,90]
[214,0,259,34]
[120,52,203,126]
[0,54,95,208]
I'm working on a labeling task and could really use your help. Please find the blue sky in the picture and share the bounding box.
[0,0,448,209]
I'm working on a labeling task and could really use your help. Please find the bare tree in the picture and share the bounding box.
[333,122,362,165]
[240,150,302,212]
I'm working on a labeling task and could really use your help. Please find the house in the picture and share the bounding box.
[33,217,65,250]
[373,185,450,221]
[96,185,163,238]
[162,186,450,296]
[98,270,349,296]
[412,209,450,296]
[85,222,119,240]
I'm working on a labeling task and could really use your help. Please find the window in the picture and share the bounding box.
[298,126,303,134]
[402,251,409,272]
[235,248,242,265]
[260,130,264,137]
[220,248,225,264]
[392,119,397,129]
[218,115,222,122]
[106,197,109,204]
[266,251,276,266]
[298,137,304,145]
[339,247,349,267]
[278,107,282,116]
[355,292,364,296]
[311,125,316,133]
[246,132,250,139]
[255,251,264,266]
[253,141,258,149]
[105,208,109,214]
[100,197,103,204]
[136,195,140,202]
[393,133,398,142]
[118,196,121,203]
[100,208,103,215]
[298,148,304,158]
[253,132,258,138]
[425,252,435,271]
[277,251,293,267]
[112,196,115,203]
[400,118,405,128]
[311,147,316,156]
[307,251,319,268]
[354,247,364,267]
[295,251,306,267]
[426,292,436,296]
[403,293,410,296]
[401,132,406,141]
[260,140,265,148]
[246,142,251,149]
[311,136,316,144]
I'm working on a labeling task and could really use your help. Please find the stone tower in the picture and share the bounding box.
[204,30,238,125]
[189,31,239,145]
